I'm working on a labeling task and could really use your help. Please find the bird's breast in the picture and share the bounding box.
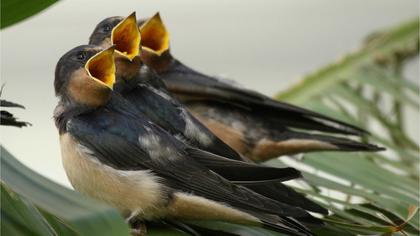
[59,133,169,219]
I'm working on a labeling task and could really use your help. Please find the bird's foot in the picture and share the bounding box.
[126,213,147,236]
[130,222,147,236]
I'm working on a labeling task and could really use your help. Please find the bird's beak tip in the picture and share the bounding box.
[85,48,116,90]
[128,12,137,20]
[111,13,141,60]
[139,12,170,56]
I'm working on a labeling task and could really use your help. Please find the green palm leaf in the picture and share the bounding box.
[1,2,418,234]
[0,0,58,29]
[0,145,131,236]
[274,19,419,236]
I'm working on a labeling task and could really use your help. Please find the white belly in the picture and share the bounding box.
[59,134,260,225]
[59,133,168,219]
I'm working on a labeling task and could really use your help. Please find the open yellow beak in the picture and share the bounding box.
[139,12,170,56]
[111,12,141,60]
[85,46,116,89]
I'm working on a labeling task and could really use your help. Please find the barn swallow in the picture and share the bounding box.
[137,13,384,162]
[54,45,319,236]
[88,14,329,217]
[89,13,244,162]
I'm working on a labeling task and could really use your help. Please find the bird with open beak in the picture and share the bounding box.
[54,45,323,236]
[88,13,331,219]
[137,13,384,162]
[90,12,245,162]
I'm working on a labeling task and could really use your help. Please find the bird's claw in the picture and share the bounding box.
[126,212,147,236]
[130,224,147,236]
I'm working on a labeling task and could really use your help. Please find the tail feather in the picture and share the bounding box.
[187,147,302,183]
[161,60,368,136]
[254,207,322,235]
[253,130,384,160]
[261,218,315,236]
[243,182,328,215]
[280,217,318,235]
[295,215,325,228]
[242,210,314,236]
[263,100,368,136]
[286,131,385,152]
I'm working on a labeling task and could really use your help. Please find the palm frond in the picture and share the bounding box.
[274,19,419,236]
[0,146,131,236]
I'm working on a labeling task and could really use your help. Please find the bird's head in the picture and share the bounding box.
[138,13,172,73]
[90,12,142,82]
[54,45,115,107]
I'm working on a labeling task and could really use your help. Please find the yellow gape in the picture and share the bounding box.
[111,12,141,60]
[140,13,170,56]
[85,46,116,89]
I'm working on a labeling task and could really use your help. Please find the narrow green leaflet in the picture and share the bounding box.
[0,145,289,236]
[0,145,130,236]
[276,20,419,104]
[1,0,58,29]
[1,184,58,236]
[274,18,419,236]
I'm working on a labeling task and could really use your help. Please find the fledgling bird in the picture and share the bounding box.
[88,13,329,217]
[54,44,318,236]
[137,13,384,162]
[89,13,245,162]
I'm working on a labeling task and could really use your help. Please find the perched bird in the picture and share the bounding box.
[90,13,244,162]
[137,13,384,162]
[88,13,329,216]
[54,45,318,236]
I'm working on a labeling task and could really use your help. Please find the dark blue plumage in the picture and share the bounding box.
[88,16,330,217]
[137,13,384,162]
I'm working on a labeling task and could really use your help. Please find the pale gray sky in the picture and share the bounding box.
[1,0,418,187]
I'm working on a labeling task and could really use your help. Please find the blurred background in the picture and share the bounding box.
[1,0,418,187]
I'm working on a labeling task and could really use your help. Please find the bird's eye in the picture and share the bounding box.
[103,24,112,32]
[76,52,86,61]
